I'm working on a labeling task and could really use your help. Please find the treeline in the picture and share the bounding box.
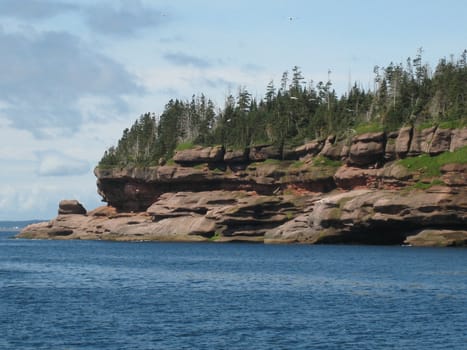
[99,50,466,167]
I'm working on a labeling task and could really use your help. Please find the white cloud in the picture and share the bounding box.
[163,51,212,68]
[136,64,277,107]
[0,178,102,220]
[0,0,77,20]
[83,0,170,37]
[0,27,144,136]
[36,150,90,177]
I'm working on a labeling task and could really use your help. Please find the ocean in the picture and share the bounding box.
[1,231,466,349]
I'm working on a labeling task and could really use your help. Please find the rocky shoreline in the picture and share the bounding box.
[19,126,467,247]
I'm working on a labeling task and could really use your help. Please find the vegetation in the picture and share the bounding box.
[209,231,222,241]
[410,179,445,190]
[398,146,467,178]
[99,50,467,168]
[312,156,343,168]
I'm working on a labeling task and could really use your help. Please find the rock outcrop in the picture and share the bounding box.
[19,191,303,242]
[404,229,467,247]
[348,132,385,166]
[19,125,467,247]
[265,187,467,245]
[58,200,87,215]
[173,145,224,165]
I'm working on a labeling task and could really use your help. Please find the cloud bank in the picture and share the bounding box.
[163,51,212,68]
[84,0,170,37]
[0,28,144,136]
[0,0,76,20]
[36,150,90,177]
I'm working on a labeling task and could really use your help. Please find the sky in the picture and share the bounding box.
[1,0,466,220]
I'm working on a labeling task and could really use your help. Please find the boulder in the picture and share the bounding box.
[295,140,324,158]
[450,127,467,151]
[340,144,350,159]
[58,200,87,215]
[319,136,344,160]
[334,165,379,189]
[224,148,249,163]
[348,131,386,166]
[395,126,412,158]
[385,131,399,161]
[378,162,413,188]
[353,131,386,143]
[405,229,467,247]
[173,145,224,164]
[408,126,436,156]
[249,145,281,161]
[429,128,452,155]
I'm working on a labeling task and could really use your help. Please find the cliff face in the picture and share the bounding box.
[20,126,467,246]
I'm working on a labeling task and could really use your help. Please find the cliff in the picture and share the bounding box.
[19,125,467,246]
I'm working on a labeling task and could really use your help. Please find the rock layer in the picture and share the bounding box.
[19,192,303,243]
[265,187,467,245]
[19,125,467,247]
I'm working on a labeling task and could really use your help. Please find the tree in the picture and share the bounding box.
[99,51,467,169]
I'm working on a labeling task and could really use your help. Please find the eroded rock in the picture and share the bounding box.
[408,126,436,156]
[395,126,412,158]
[265,187,467,245]
[450,127,467,151]
[348,131,386,166]
[20,126,467,247]
[173,145,225,164]
[58,200,87,215]
[405,229,467,247]
[295,140,324,158]
[249,144,281,162]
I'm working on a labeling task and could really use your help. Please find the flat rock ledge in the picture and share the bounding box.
[405,229,467,247]
[18,187,467,247]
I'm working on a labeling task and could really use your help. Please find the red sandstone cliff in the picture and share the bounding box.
[19,126,467,246]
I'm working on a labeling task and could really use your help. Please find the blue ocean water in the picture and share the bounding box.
[1,231,466,350]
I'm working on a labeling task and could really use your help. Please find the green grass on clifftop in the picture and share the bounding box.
[398,146,467,178]
[354,122,386,135]
[175,142,196,151]
[312,156,343,168]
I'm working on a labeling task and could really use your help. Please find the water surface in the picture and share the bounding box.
[1,232,466,349]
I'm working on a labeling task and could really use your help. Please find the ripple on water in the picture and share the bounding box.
[0,239,466,349]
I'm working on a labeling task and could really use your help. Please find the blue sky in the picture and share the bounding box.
[1,0,466,220]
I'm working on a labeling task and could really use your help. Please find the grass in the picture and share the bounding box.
[175,142,196,151]
[410,179,446,190]
[262,158,282,165]
[312,156,343,168]
[211,167,225,174]
[354,122,385,135]
[193,163,207,169]
[397,146,467,178]
[416,118,465,131]
[290,160,305,168]
[209,231,222,241]
[438,119,466,129]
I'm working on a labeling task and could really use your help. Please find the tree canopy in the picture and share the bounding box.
[99,50,467,168]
